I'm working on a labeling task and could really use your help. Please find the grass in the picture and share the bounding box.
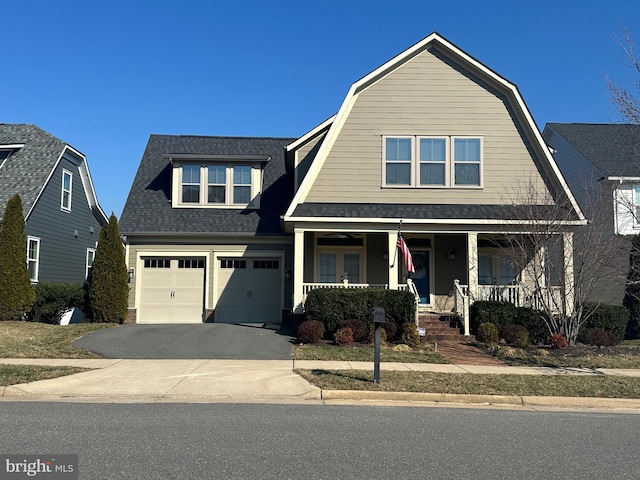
[294,343,451,363]
[0,365,91,386]
[0,321,115,358]
[296,369,640,399]
[491,345,640,369]
[0,321,115,385]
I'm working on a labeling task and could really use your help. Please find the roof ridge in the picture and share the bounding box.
[150,133,298,141]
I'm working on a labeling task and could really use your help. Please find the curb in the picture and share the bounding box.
[320,390,640,409]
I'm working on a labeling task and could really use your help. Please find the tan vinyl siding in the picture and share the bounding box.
[295,132,327,190]
[305,46,552,205]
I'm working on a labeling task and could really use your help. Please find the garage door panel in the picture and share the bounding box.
[215,257,282,324]
[139,257,204,324]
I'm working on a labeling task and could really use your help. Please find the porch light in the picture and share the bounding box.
[73,229,78,238]
[285,267,292,279]
[447,249,456,261]
[382,249,388,261]
[128,268,135,282]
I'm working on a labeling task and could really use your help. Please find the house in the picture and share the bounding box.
[0,124,108,285]
[120,33,585,333]
[543,123,640,305]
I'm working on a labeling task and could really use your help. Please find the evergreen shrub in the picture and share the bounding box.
[28,282,85,324]
[305,288,415,335]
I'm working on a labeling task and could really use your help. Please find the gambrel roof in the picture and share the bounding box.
[284,32,585,225]
[0,123,107,223]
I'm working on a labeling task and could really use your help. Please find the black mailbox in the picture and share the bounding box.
[371,307,385,323]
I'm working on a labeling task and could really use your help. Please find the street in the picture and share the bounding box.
[1,402,638,479]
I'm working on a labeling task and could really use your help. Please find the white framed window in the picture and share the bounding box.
[317,249,362,283]
[61,170,72,211]
[383,136,482,188]
[27,236,40,282]
[634,186,640,226]
[478,251,517,285]
[86,248,95,279]
[177,164,260,208]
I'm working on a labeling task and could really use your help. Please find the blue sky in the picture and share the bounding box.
[4,0,640,217]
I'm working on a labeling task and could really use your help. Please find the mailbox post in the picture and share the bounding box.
[371,307,385,384]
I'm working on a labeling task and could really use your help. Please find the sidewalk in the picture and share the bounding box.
[2,358,640,410]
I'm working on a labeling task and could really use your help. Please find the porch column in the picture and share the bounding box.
[293,228,305,314]
[467,232,478,301]
[388,230,399,290]
[562,232,575,317]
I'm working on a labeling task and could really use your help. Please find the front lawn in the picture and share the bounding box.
[296,369,640,399]
[0,321,115,358]
[294,343,450,363]
[489,345,640,369]
[0,365,91,386]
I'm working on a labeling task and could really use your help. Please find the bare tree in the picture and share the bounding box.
[498,182,625,345]
[608,27,640,124]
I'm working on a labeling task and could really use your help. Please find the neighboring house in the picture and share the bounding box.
[0,124,108,285]
[120,33,585,333]
[543,123,640,305]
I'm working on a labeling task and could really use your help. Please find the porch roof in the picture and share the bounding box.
[289,203,581,223]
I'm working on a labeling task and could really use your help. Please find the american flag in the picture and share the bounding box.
[396,232,415,273]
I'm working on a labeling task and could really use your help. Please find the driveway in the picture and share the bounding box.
[72,323,295,360]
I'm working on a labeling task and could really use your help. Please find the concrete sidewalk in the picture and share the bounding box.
[2,358,640,410]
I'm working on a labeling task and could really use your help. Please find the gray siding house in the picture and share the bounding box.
[120,33,585,331]
[0,124,108,284]
[543,123,640,305]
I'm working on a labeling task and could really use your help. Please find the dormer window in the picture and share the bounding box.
[170,154,269,209]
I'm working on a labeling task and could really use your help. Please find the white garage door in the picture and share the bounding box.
[216,257,282,324]
[139,258,205,324]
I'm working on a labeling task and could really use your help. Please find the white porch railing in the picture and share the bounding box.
[453,280,470,336]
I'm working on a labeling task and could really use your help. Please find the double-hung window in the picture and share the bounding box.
[181,165,201,203]
[86,248,95,280]
[383,136,482,188]
[207,165,226,204]
[61,170,72,211]
[27,237,40,282]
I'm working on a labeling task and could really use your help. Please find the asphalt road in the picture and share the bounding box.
[71,323,295,359]
[1,403,639,479]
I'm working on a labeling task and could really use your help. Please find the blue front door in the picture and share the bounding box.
[410,251,430,304]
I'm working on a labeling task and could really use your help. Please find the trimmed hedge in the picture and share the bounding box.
[28,282,86,324]
[470,301,548,344]
[580,303,629,340]
[305,288,416,336]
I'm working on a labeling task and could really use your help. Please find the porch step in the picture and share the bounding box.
[418,313,471,343]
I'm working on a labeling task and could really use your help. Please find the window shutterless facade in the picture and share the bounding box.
[175,163,261,208]
[86,248,95,279]
[27,236,40,282]
[383,136,482,188]
[61,170,72,210]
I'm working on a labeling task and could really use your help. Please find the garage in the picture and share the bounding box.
[138,257,205,323]
[215,257,282,324]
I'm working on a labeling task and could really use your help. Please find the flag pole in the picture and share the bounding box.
[389,220,402,268]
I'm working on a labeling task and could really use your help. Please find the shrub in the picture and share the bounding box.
[0,194,35,321]
[501,324,529,345]
[381,321,397,341]
[334,327,353,346]
[583,328,619,347]
[305,288,416,335]
[87,214,129,323]
[340,319,366,343]
[548,333,568,349]
[297,320,324,344]
[367,325,387,344]
[401,323,420,348]
[579,303,629,340]
[28,282,86,324]
[470,301,517,335]
[514,330,530,348]
[624,234,640,339]
[476,322,499,344]
[514,308,548,345]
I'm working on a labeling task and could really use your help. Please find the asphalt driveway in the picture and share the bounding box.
[72,323,295,360]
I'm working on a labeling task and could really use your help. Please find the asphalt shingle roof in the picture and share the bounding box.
[547,123,640,177]
[119,135,296,235]
[291,203,578,221]
[0,124,67,215]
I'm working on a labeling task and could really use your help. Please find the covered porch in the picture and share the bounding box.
[292,228,574,336]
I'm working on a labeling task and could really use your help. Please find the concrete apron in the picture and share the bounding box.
[0,359,321,402]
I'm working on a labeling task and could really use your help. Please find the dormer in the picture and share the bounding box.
[168,154,269,209]
[0,144,24,169]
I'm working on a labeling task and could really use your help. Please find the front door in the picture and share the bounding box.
[410,251,430,304]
